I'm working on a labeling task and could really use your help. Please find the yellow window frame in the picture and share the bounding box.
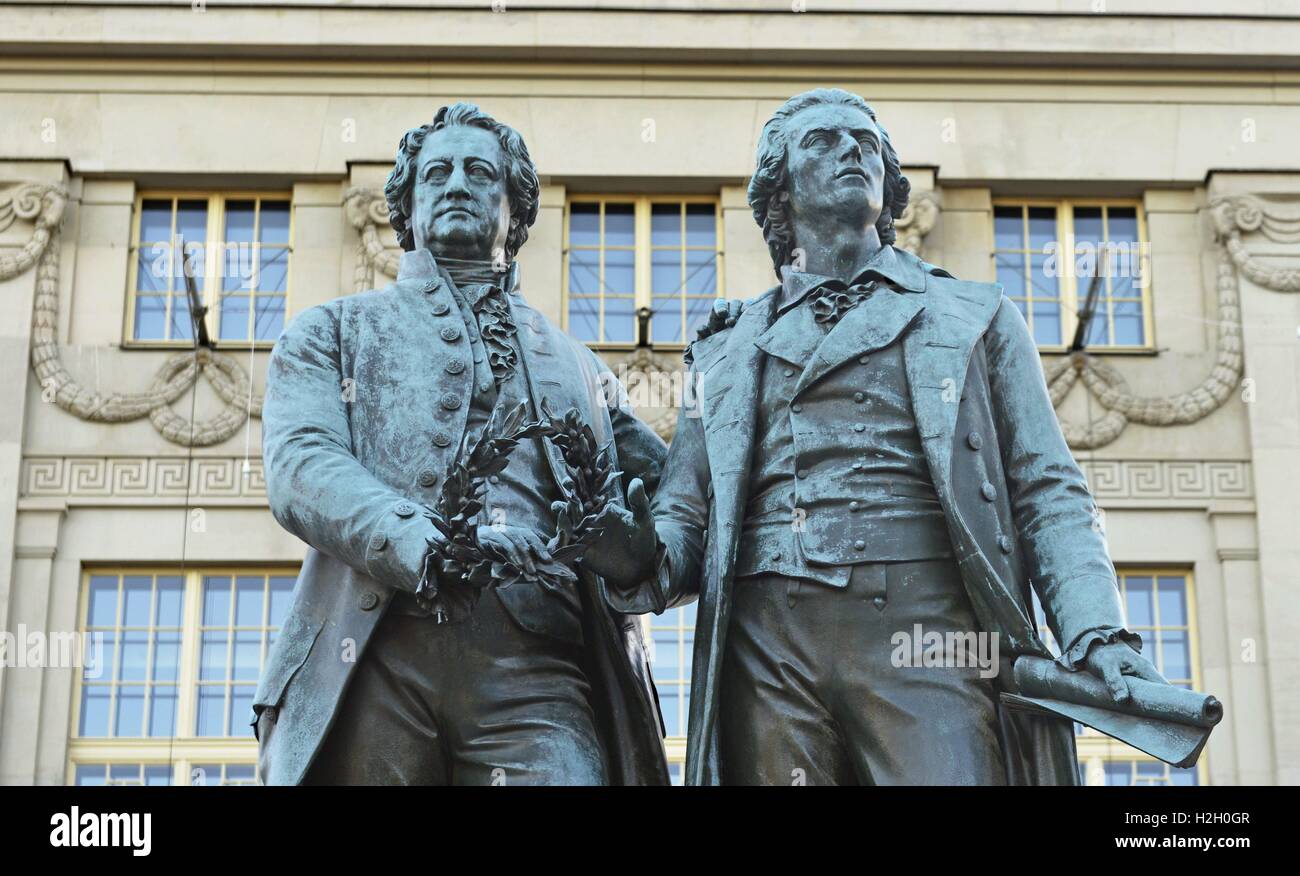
[561,194,725,351]
[991,197,1154,353]
[125,191,294,350]
[67,566,299,786]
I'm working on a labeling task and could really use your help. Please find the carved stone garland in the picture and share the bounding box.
[3,183,263,447]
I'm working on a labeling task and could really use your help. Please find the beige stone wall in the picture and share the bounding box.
[1,3,1297,785]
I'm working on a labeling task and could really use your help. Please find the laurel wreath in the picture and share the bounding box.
[413,399,620,622]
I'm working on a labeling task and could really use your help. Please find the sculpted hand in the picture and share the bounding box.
[581,477,657,590]
[477,524,553,576]
[1084,641,1167,704]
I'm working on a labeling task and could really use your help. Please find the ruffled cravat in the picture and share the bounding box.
[469,284,519,386]
[807,279,879,324]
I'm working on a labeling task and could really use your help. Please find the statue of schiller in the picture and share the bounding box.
[588,88,1200,786]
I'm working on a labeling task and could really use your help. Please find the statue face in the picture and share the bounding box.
[411,124,509,260]
[783,102,885,236]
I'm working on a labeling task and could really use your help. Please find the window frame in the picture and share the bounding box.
[124,190,294,350]
[561,194,725,351]
[990,197,1154,353]
[67,566,299,786]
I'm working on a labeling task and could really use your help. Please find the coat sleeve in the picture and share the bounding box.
[585,347,668,497]
[602,361,710,615]
[262,303,438,594]
[984,295,1140,668]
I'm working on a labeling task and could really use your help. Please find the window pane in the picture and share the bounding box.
[259,201,291,244]
[136,247,171,293]
[1027,206,1057,252]
[224,200,256,244]
[220,296,250,342]
[1125,577,1154,627]
[149,687,177,736]
[568,249,600,296]
[603,247,635,295]
[234,576,264,626]
[196,687,226,737]
[684,251,717,295]
[140,200,173,242]
[651,297,682,344]
[1073,206,1104,246]
[156,577,183,626]
[122,576,153,626]
[144,765,173,786]
[603,296,635,343]
[175,200,208,244]
[153,631,180,682]
[200,632,228,680]
[79,687,111,736]
[268,577,295,626]
[133,294,167,341]
[1159,631,1191,681]
[75,764,108,786]
[203,576,232,625]
[569,203,599,247]
[568,295,599,343]
[651,249,681,296]
[258,247,289,293]
[603,203,635,248]
[651,203,681,247]
[120,631,149,681]
[994,254,1026,296]
[233,632,261,681]
[87,576,119,626]
[684,295,715,342]
[114,686,145,736]
[230,687,255,736]
[1113,299,1144,346]
[1032,302,1062,346]
[1157,577,1188,625]
[993,206,1024,251]
[685,203,715,247]
[1108,207,1139,243]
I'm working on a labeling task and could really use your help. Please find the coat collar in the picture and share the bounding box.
[776,243,927,315]
[758,245,930,396]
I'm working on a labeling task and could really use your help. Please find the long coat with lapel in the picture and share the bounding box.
[254,262,670,786]
[613,246,1129,785]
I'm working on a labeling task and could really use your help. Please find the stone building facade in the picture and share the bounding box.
[0,1,1296,785]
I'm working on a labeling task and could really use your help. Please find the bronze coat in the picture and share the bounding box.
[254,269,670,785]
[614,247,1126,785]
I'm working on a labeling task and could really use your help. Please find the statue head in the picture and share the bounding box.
[748,88,909,275]
[384,102,540,262]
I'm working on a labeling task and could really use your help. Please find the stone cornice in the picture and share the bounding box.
[6,5,1300,70]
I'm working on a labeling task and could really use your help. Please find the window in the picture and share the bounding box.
[128,193,292,345]
[646,604,695,784]
[69,568,297,785]
[993,200,1151,349]
[564,196,723,347]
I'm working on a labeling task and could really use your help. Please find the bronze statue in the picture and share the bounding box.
[254,103,670,785]
[588,88,1212,785]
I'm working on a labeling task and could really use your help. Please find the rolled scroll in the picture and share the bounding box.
[1001,655,1222,769]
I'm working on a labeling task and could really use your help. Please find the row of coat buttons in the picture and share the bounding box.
[966,429,1013,555]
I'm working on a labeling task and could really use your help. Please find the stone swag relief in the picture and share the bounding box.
[255,92,1221,786]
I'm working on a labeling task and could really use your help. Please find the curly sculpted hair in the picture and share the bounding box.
[748,88,910,276]
[384,102,540,259]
